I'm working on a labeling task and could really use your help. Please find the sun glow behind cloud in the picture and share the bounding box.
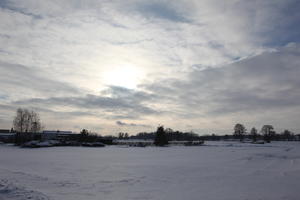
[102,64,145,89]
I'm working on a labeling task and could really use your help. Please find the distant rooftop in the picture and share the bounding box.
[0,129,10,133]
[43,130,73,134]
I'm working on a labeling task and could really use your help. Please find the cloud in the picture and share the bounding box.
[133,1,190,23]
[116,120,151,128]
[11,85,159,119]
[4,44,298,133]
[0,0,42,19]
[251,1,300,46]
[0,61,81,100]
[141,44,300,131]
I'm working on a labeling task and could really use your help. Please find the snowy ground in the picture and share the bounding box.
[0,142,300,200]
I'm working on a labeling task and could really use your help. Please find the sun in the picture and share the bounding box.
[102,64,144,89]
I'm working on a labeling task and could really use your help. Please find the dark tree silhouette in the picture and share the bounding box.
[13,108,42,133]
[80,129,94,142]
[233,123,246,141]
[118,132,129,140]
[250,127,258,142]
[118,132,124,139]
[282,129,293,141]
[124,133,129,139]
[131,129,201,141]
[154,125,168,146]
[261,125,275,143]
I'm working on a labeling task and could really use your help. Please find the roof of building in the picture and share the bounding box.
[0,129,10,134]
[42,130,73,134]
[0,133,16,136]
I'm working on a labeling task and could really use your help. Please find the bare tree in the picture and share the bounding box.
[124,133,129,139]
[30,111,42,133]
[13,108,42,133]
[250,127,258,142]
[13,108,26,133]
[282,129,293,141]
[261,125,274,143]
[118,132,124,139]
[234,123,246,141]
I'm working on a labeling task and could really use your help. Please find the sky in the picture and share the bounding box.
[1,0,300,135]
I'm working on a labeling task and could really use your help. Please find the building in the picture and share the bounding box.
[0,129,16,143]
[42,130,78,141]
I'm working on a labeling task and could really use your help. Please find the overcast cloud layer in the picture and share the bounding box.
[1,0,300,134]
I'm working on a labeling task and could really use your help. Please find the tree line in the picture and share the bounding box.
[5,108,300,146]
[122,128,201,141]
[232,123,296,143]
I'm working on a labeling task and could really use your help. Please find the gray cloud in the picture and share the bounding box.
[12,85,159,119]
[253,1,300,46]
[143,44,300,117]
[134,1,190,23]
[116,120,151,128]
[0,0,42,19]
[0,61,81,100]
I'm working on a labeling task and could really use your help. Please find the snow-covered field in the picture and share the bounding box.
[0,142,300,200]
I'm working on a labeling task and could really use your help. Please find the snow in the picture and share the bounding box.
[0,141,300,200]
